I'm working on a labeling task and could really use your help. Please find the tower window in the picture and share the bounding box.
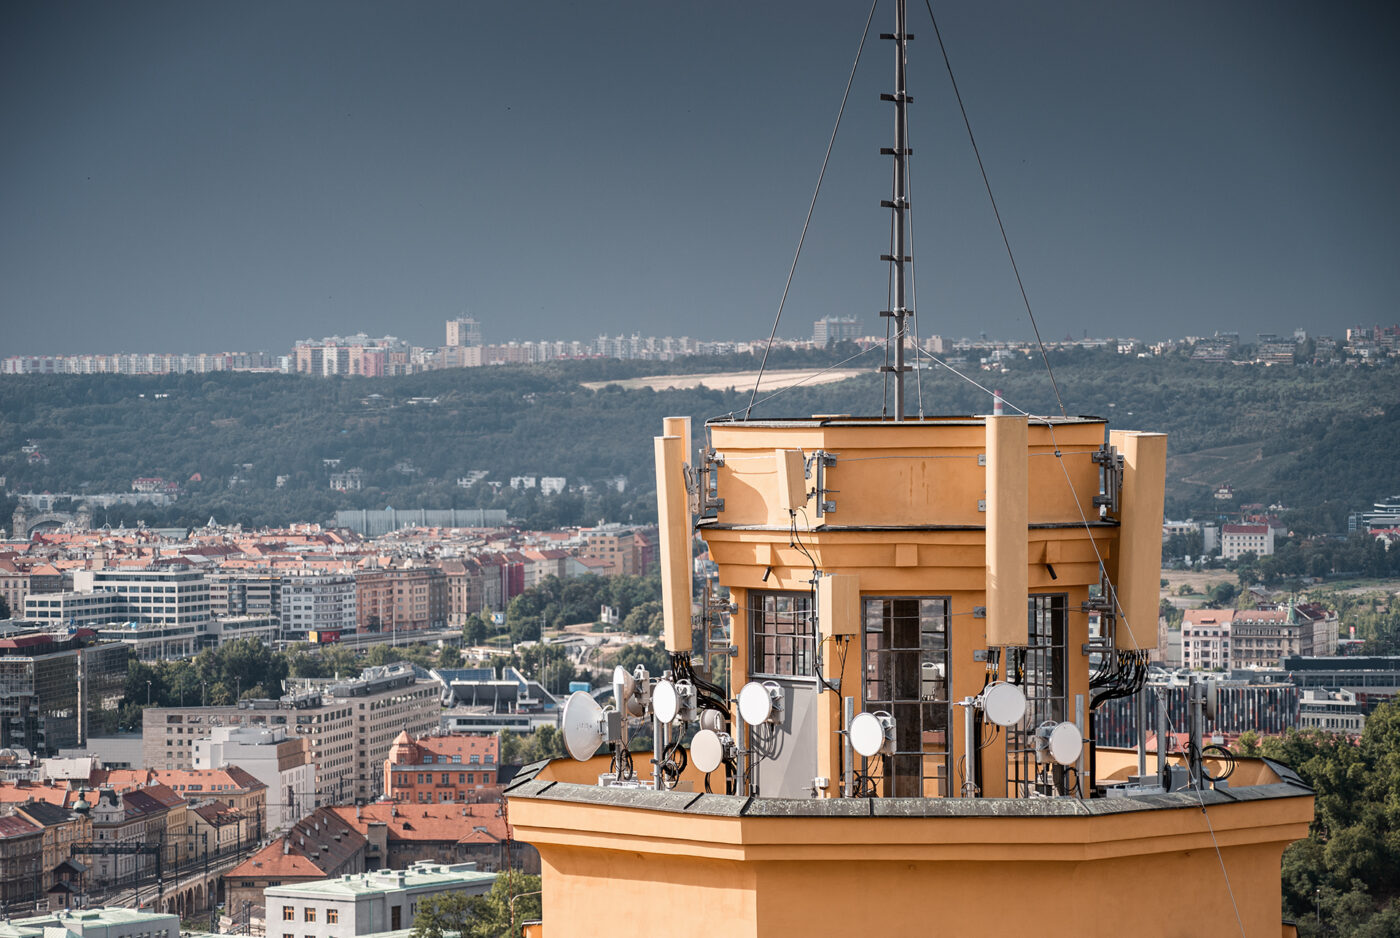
[862,597,951,797]
[749,591,814,677]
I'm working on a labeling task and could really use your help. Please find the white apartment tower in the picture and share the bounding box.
[445,318,482,347]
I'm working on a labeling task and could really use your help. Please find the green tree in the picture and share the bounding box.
[411,890,478,938]
[464,614,489,647]
[437,644,462,669]
[622,600,664,636]
[499,727,567,765]
[611,642,669,678]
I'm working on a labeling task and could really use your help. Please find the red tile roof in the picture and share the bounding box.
[0,816,41,839]
[324,802,508,843]
[225,807,365,881]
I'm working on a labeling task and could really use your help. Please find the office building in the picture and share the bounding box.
[265,861,494,938]
[280,573,357,642]
[0,631,129,754]
[445,318,482,348]
[144,664,438,805]
[811,315,863,346]
[193,725,317,832]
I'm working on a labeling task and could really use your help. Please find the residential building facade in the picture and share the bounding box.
[383,732,500,805]
[192,725,316,832]
[1220,523,1275,560]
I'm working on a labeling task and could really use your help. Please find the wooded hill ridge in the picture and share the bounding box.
[1,347,1395,533]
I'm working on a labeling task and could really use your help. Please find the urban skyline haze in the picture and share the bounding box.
[2,0,1396,355]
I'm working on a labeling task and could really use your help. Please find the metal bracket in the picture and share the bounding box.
[972,649,989,662]
[811,451,838,517]
[1092,444,1124,515]
[977,499,987,512]
[973,606,987,618]
[698,450,725,516]
[977,453,986,466]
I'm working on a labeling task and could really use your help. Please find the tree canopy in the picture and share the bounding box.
[1237,700,1400,935]
[3,349,1396,533]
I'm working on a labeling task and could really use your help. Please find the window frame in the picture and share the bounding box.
[748,590,816,679]
[860,595,952,797]
[1006,593,1070,796]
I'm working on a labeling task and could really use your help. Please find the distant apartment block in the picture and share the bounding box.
[1220,523,1274,559]
[280,572,357,641]
[445,317,483,347]
[1182,604,1337,671]
[130,477,180,495]
[145,663,438,805]
[23,589,124,629]
[1,351,276,375]
[210,572,282,619]
[0,562,64,618]
[263,861,495,938]
[355,566,447,634]
[811,316,863,346]
[1299,687,1365,734]
[1181,609,1232,670]
[577,523,658,577]
[192,725,316,832]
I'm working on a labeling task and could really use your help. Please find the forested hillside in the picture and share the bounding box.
[1,349,1396,531]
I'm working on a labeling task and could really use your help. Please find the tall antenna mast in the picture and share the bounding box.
[879,0,913,420]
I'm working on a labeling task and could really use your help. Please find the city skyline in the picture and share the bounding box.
[3,1,1397,355]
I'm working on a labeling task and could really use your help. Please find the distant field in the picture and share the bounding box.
[581,367,865,393]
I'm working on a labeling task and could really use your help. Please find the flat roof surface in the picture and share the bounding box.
[267,866,495,898]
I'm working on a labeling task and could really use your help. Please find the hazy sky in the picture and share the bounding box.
[2,1,1396,355]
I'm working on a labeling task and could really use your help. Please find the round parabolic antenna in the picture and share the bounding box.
[561,691,606,762]
[1048,721,1083,766]
[652,679,679,724]
[982,681,1028,727]
[849,711,887,759]
[613,665,642,717]
[691,729,725,774]
[737,681,774,726]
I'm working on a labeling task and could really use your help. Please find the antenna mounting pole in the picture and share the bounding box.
[879,0,913,420]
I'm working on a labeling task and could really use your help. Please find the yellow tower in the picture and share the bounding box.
[508,413,1313,937]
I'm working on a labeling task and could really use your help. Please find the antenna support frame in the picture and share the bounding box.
[698,450,725,516]
[809,451,838,516]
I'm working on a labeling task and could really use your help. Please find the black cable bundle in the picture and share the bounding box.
[1090,650,1149,711]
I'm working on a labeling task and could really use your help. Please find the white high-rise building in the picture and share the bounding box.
[445,317,482,347]
[193,725,317,832]
[280,572,357,640]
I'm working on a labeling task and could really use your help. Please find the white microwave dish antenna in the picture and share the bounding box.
[561,690,608,762]
[652,678,679,724]
[690,729,727,774]
[1037,721,1084,767]
[982,681,1028,727]
[613,665,645,718]
[737,680,783,727]
[849,710,897,758]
